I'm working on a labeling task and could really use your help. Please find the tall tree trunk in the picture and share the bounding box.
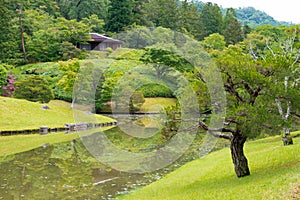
[17,4,27,63]
[230,133,250,178]
[275,99,293,146]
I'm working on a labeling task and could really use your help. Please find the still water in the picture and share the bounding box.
[0,126,198,200]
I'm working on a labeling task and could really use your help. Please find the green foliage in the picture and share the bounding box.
[145,0,180,30]
[222,8,243,45]
[57,59,80,93]
[0,8,90,64]
[105,0,133,33]
[178,0,203,40]
[55,0,108,21]
[119,26,154,49]
[80,14,105,33]
[249,26,300,136]
[140,48,193,78]
[253,24,286,39]
[131,0,151,27]
[199,2,223,39]
[13,75,54,103]
[161,103,180,139]
[202,33,226,51]
[138,83,174,98]
[0,65,9,93]
[130,91,145,112]
[1,0,294,66]
[0,2,24,65]
[131,91,145,105]
[214,45,278,138]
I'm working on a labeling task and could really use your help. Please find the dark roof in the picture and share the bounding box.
[89,33,123,44]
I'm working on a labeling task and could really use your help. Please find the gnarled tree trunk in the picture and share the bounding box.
[230,133,250,178]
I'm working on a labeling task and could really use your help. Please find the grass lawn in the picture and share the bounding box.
[0,96,115,131]
[0,96,116,156]
[139,98,177,112]
[120,135,300,200]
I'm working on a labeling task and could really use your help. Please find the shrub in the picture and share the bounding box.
[138,83,174,98]
[2,74,16,97]
[13,75,54,103]
[0,65,8,95]
[131,91,145,111]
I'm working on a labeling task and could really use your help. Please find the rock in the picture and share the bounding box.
[42,105,50,110]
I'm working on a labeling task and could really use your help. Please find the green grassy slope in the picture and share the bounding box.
[0,96,115,131]
[139,98,177,112]
[0,96,116,156]
[121,136,300,200]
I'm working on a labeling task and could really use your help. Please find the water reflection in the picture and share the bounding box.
[0,124,205,199]
[0,132,174,199]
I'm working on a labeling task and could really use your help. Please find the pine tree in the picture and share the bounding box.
[178,0,203,39]
[105,0,133,33]
[223,8,243,45]
[131,0,151,27]
[199,2,223,40]
[145,0,180,30]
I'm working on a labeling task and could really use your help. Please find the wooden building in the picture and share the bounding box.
[78,33,123,51]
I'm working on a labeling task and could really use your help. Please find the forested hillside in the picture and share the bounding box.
[235,7,292,27]
[193,1,292,27]
[0,0,296,66]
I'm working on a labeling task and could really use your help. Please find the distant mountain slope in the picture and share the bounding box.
[235,7,292,27]
[193,1,293,27]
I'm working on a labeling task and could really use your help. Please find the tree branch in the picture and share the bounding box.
[242,81,261,105]
[266,38,276,58]
[249,42,258,60]
[291,112,300,118]
[199,121,234,140]
[223,72,245,103]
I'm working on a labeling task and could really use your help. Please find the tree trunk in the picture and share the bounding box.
[282,127,293,146]
[18,5,27,63]
[230,134,250,178]
[71,97,76,109]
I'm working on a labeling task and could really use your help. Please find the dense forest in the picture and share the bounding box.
[0,0,300,178]
[0,0,295,65]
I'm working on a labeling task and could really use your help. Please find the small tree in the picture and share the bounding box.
[140,48,193,78]
[13,75,54,103]
[131,91,145,111]
[57,59,80,107]
[222,8,243,45]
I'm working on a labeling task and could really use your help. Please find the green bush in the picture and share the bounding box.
[138,83,174,98]
[13,75,54,103]
[0,65,8,94]
[131,91,145,111]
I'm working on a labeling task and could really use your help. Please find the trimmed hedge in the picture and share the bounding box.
[138,83,174,98]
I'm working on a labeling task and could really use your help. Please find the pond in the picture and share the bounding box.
[0,125,202,200]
